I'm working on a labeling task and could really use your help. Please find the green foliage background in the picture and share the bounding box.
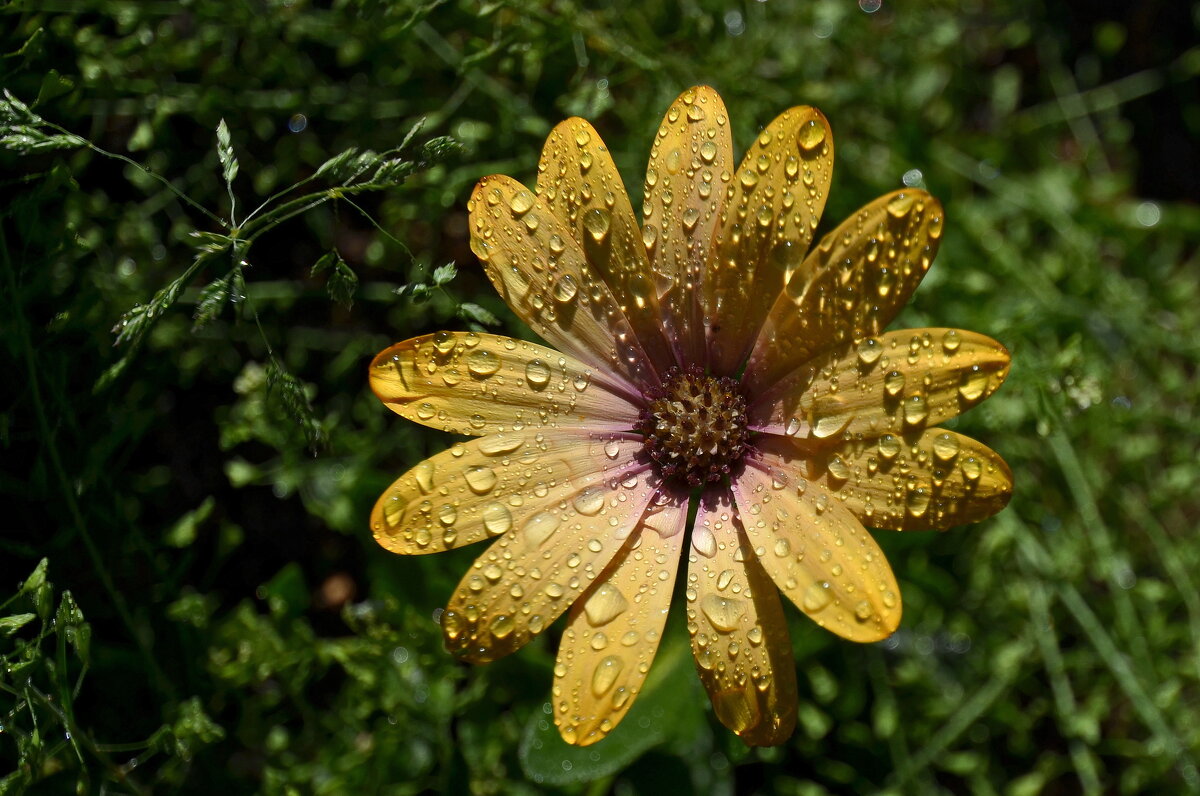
[3,1,1199,793]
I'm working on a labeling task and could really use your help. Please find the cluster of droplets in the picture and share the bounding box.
[637,365,752,486]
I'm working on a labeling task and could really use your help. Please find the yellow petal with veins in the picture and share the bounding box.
[732,464,901,643]
[743,190,943,393]
[705,106,833,376]
[441,469,663,663]
[536,118,676,371]
[687,489,797,746]
[469,174,660,390]
[751,328,1010,441]
[642,86,733,365]
[553,490,688,746]
[372,431,646,556]
[370,331,641,437]
[765,430,1012,530]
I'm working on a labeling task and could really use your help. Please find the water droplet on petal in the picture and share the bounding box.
[552,273,578,303]
[509,190,534,216]
[802,582,832,613]
[932,432,960,461]
[573,487,607,517]
[700,594,745,632]
[584,583,628,626]
[878,434,901,459]
[797,119,826,152]
[482,502,513,535]
[466,349,501,377]
[884,370,906,396]
[591,656,624,696]
[525,359,551,389]
[490,614,515,638]
[887,192,916,218]
[464,465,497,494]
[523,511,561,545]
[958,365,989,401]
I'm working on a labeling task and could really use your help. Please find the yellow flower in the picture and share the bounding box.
[369,87,1012,747]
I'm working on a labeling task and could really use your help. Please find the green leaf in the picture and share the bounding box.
[215,118,239,186]
[164,497,216,547]
[518,637,704,786]
[312,250,358,308]
[193,275,231,331]
[55,591,90,663]
[0,613,36,637]
[457,302,500,326]
[21,558,48,594]
[431,261,457,285]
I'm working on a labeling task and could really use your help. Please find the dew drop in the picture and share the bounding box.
[854,600,873,621]
[884,370,906,396]
[932,432,960,461]
[432,331,456,354]
[961,456,982,481]
[903,395,929,425]
[509,190,534,216]
[583,208,611,242]
[797,119,827,152]
[591,656,624,697]
[584,583,628,626]
[525,359,552,389]
[682,207,700,233]
[887,192,916,218]
[906,487,930,517]
[482,502,513,536]
[941,329,961,352]
[552,273,578,303]
[413,461,435,493]
[416,402,437,420]
[878,434,901,459]
[700,594,745,632]
[437,504,456,526]
[603,439,622,459]
[857,338,882,365]
[463,465,497,495]
[490,614,515,638]
[802,582,832,613]
[572,487,607,517]
[642,224,658,253]
[827,455,851,481]
[739,170,759,190]
[958,365,989,401]
[523,511,561,545]
[466,349,501,377]
[700,140,718,163]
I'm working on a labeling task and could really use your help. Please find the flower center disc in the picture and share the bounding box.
[638,366,751,486]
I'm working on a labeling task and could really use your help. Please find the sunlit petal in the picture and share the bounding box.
[369,331,641,437]
[731,462,901,642]
[441,468,663,663]
[763,430,1013,530]
[751,328,1010,441]
[469,174,660,389]
[536,117,676,371]
[743,190,943,392]
[553,489,689,745]
[642,86,733,365]
[372,431,646,556]
[687,488,798,746]
[705,106,833,376]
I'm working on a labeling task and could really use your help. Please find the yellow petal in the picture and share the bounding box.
[553,491,689,746]
[704,106,833,376]
[732,463,901,643]
[370,331,641,437]
[751,328,1010,441]
[687,489,798,746]
[642,86,733,364]
[372,431,646,556]
[440,469,663,663]
[743,190,943,393]
[536,118,676,371]
[769,430,1013,530]
[469,174,660,390]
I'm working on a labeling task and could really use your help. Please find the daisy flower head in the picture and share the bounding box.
[369,87,1012,747]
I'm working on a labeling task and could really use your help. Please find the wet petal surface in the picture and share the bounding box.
[705,106,833,376]
[751,328,1010,441]
[770,430,1013,530]
[731,463,901,642]
[686,489,797,746]
[536,117,676,371]
[440,467,662,663]
[370,331,642,436]
[552,490,688,746]
[469,174,659,390]
[642,86,733,365]
[372,431,645,556]
[743,190,943,393]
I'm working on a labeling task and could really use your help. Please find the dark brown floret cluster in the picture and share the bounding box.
[637,365,752,486]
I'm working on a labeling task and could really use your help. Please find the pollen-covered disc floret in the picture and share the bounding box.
[637,365,752,486]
